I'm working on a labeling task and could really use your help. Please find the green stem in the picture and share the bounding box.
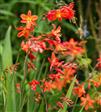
[79,105,85,112]
[72,97,78,112]
[19,95,27,112]
[23,53,29,82]
[41,90,48,112]
[37,58,45,80]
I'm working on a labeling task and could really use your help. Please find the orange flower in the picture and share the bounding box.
[55,9,63,21]
[55,42,66,54]
[43,81,54,92]
[48,52,58,70]
[17,26,34,38]
[63,38,85,57]
[80,94,94,110]
[21,40,31,52]
[63,64,76,83]
[55,39,85,57]
[20,10,38,28]
[48,52,63,70]
[60,2,74,20]
[52,79,65,91]
[51,24,61,42]
[47,24,61,43]
[73,83,85,97]
[90,79,100,87]
[46,10,57,21]
[47,3,74,21]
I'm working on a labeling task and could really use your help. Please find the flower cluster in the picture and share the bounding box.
[16,3,101,111]
[17,10,38,38]
[29,80,39,91]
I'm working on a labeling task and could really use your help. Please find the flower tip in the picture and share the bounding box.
[28,10,31,15]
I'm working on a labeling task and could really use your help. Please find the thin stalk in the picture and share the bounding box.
[15,49,21,64]
[41,90,48,112]
[37,58,45,80]
[19,95,27,112]
[44,64,49,78]
[23,53,29,82]
[18,53,29,111]
[78,0,83,39]
[72,96,78,112]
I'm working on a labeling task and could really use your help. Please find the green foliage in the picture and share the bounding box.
[2,26,12,70]
[0,0,101,112]
[0,26,16,112]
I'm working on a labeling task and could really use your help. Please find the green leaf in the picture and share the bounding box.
[6,73,17,112]
[0,43,3,55]
[2,26,12,70]
[0,9,15,17]
[77,56,91,68]
[62,21,77,32]
[1,26,16,112]
[0,43,3,73]
[58,76,76,112]
[27,90,35,112]
[66,76,76,98]
[38,99,45,112]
